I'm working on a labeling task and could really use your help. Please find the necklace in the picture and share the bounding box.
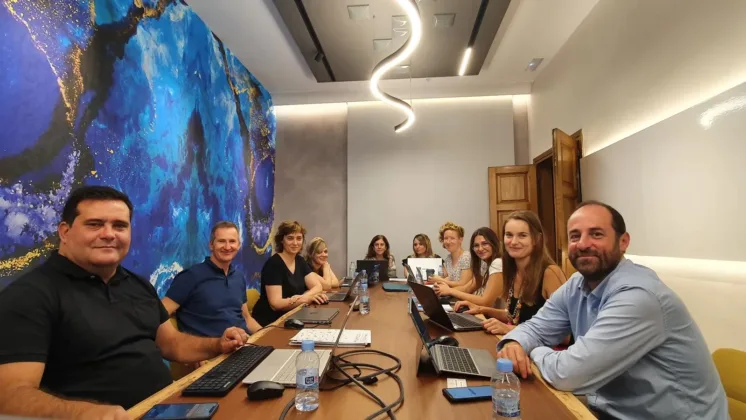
[507,278,522,325]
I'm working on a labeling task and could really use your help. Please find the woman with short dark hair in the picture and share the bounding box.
[252,221,328,326]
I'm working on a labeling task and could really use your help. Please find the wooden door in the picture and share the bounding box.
[552,129,583,277]
[488,166,538,241]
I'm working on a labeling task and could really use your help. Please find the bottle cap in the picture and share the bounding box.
[301,340,315,351]
[361,270,367,275]
[497,358,514,373]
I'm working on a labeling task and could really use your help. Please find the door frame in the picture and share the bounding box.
[533,147,553,166]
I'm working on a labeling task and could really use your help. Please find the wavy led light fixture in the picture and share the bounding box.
[369,0,422,133]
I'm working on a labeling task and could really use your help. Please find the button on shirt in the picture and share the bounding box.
[166,257,248,337]
[499,259,728,419]
[0,252,173,409]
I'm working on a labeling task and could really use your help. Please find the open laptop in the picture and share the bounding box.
[409,299,496,379]
[328,274,360,302]
[409,282,484,332]
[403,262,451,305]
[288,307,339,324]
[243,297,358,387]
[355,260,389,282]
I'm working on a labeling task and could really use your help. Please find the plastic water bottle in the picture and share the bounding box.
[351,271,360,297]
[492,358,521,419]
[437,265,444,278]
[349,261,356,278]
[359,271,370,315]
[295,340,320,412]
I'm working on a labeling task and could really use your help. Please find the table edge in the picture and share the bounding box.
[127,306,303,418]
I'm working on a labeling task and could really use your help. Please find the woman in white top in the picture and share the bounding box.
[427,222,472,287]
[434,227,503,308]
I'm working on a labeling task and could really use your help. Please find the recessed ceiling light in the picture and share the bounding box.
[347,4,371,20]
[526,58,544,72]
[458,47,472,76]
[373,39,393,51]
[434,13,455,28]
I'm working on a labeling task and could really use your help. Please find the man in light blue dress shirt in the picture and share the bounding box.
[497,201,728,419]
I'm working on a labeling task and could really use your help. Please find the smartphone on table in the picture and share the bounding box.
[442,386,492,403]
[142,402,219,420]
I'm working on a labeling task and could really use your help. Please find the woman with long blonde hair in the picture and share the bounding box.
[303,237,340,290]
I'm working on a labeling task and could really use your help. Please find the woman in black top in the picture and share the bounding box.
[454,211,566,334]
[252,221,328,326]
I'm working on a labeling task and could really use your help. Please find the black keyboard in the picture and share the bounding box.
[438,346,479,375]
[448,313,483,328]
[182,345,274,397]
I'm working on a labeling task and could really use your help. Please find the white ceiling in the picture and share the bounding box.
[187,0,599,105]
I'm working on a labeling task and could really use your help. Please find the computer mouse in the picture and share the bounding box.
[283,318,304,330]
[431,335,459,347]
[456,306,470,314]
[246,380,285,401]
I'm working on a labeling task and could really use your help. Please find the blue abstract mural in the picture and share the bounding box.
[0,0,276,294]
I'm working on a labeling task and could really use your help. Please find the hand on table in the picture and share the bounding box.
[433,282,451,297]
[482,318,514,335]
[453,301,482,315]
[218,326,249,353]
[497,341,532,379]
[311,293,329,305]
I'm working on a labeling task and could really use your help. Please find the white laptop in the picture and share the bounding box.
[407,257,443,280]
[242,297,358,387]
[241,348,332,387]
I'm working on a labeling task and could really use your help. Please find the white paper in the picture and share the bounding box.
[290,329,371,346]
[442,304,454,312]
[447,378,468,388]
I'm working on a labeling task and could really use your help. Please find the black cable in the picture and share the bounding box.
[278,349,404,420]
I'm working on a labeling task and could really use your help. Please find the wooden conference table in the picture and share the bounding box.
[129,285,594,419]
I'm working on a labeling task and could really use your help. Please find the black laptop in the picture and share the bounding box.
[355,260,389,282]
[409,282,484,332]
[288,307,339,324]
[409,299,496,378]
[328,275,360,302]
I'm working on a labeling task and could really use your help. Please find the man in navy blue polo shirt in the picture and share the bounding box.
[162,221,262,337]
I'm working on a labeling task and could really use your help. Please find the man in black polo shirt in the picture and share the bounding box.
[0,186,248,419]
[162,221,262,338]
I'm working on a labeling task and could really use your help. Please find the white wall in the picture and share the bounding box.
[524,0,746,350]
[528,0,746,158]
[346,97,515,275]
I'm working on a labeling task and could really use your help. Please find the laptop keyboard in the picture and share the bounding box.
[438,346,479,375]
[448,313,483,328]
[275,352,300,383]
[182,345,274,396]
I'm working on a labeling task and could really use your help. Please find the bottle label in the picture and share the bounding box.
[296,368,319,389]
[493,397,520,417]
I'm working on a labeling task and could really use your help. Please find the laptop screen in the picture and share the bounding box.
[409,299,431,346]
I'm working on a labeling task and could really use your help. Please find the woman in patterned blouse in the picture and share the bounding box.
[427,222,472,287]
[364,234,397,278]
